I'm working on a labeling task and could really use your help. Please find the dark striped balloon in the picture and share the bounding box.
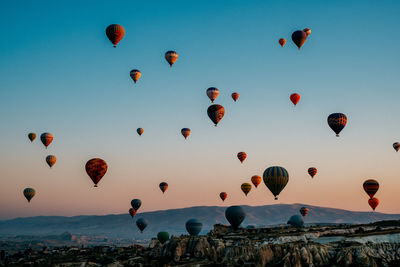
[393,142,400,152]
[40,132,53,148]
[241,183,252,196]
[23,188,35,203]
[368,197,379,211]
[308,167,317,178]
[28,133,36,142]
[137,128,144,136]
[181,128,191,139]
[220,192,227,201]
[185,219,203,236]
[105,24,125,47]
[85,158,108,187]
[165,51,178,67]
[263,166,289,200]
[159,182,168,193]
[291,30,307,50]
[46,155,56,168]
[300,207,309,218]
[237,152,247,163]
[327,113,347,137]
[206,87,219,103]
[207,104,225,126]
[231,92,239,102]
[130,69,141,83]
[363,179,379,198]
[131,199,142,211]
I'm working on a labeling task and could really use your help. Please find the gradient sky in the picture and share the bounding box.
[1,0,400,219]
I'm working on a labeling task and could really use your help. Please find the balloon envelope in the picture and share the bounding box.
[159,182,168,193]
[206,87,219,103]
[287,215,304,227]
[363,179,379,198]
[85,158,108,187]
[231,92,239,102]
[303,28,311,37]
[130,69,141,83]
[291,30,307,50]
[136,218,148,233]
[279,38,286,47]
[157,231,170,244]
[251,175,262,188]
[241,183,252,196]
[137,128,144,136]
[23,188,35,202]
[290,93,300,106]
[368,197,379,211]
[46,155,56,168]
[186,219,203,236]
[165,51,178,67]
[263,166,289,200]
[308,167,317,178]
[129,208,136,218]
[105,24,125,47]
[207,104,225,126]
[327,113,347,137]
[220,192,227,201]
[300,207,309,218]
[28,133,36,142]
[40,133,53,148]
[237,152,247,163]
[181,128,191,139]
[393,142,400,152]
[131,199,142,211]
[225,206,246,229]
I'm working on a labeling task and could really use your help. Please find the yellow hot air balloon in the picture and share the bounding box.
[241,183,252,196]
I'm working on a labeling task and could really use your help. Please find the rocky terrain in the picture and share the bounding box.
[1,220,400,266]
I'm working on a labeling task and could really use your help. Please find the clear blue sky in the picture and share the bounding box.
[1,0,400,219]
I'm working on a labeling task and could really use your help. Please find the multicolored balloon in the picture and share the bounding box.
[131,199,142,211]
[165,51,178,67]
[130,69,141,83]
[327,113,347,137]
[105,24,125,47]
[40,133,53,148]
[237,152,247,163]
[185,219,202,236]
[157,231,170,244]
[231,92,239,102]
[300,207,309,218]
[206,87,219,103]
[129,208,136,218]
[28,133,36,142]
[290,93,300,106]
[136,218,148,233]
[181,128,191,139]
[263,166,289,200]
[363,179,379,198]
[279,38,286,47]
[225,206,246,229]
[207,104,225,126]
[393,142,399,152]
[368,197,379,211]
[308,167,317,178]
[303,28,311,37]
[241,183,252,196]
[159,182,168,194]
[46,155,56,168]
[251,175,262,188]
[220,192,227,201]
[291,30,307,50]
[23,188,35,203]
[85,158,107,187]
[137,128,144,136]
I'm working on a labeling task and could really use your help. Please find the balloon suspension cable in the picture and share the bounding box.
[94,184,98,187]
[113,45,116,48]
[336,134,339,137]
[275,197,278,200]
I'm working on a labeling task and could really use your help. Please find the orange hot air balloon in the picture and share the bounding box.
[165,51,178,67]
[28,133,36,142]
[129,208,137,218]
[46,155,56,168]
[130,69,141,83]
[368,197,379,211]
[279,38,286,47]
[251,175,262,188]
[290,93,300,106]
[241,183,252,196]
[363,179,379,198]
[159,182,168,193]
[220,192,227,201]
[308,167,317,178]
[105,24,125,47]
[137,128,144,136]
[206,87,219,103]
[85,158,108,187]
[40,133,53,148]
[207,104,225,126]
[303,28,311,37]
[232,92,239,102]
[237,152,247,163]
[181,128,191,139]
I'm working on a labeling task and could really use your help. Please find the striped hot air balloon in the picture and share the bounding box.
[46,155,56,168]
[159,182,168,193]
[85,158,108,187]
[308,167,317,178]
[207,104,225,126]
[165,51,178,67]
[220,192,227,201]
[206,87,219,103]
[263,166,289,200]
[137,128,144,136]
[181,128,191,139]
[105,24,125,47]
[393,142,399,152]
[28,133,36,142]
[300,207,309,218]
[327,113,347,137]
[241,183,252,196]
[131,199,142,211]
[40,133,53,148]
[363,179,379,198]
[290,93,300,106]
[251,175,262,188]
[231,92,239,102]
[23,188,35,203]
[130,69,141,83]
[368,197,379,211]
[279,38,286,47]
[237,152,247,163]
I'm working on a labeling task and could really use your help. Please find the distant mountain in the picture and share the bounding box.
[1,204,399,242]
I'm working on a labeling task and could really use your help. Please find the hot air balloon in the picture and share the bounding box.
[105,24,125,47]
[327,113,347,137]
[40,133,53,148]
[46,155,56,168]
[186,219,203,236]
[363,179,379,198]
[263,166,289,200]
[393,142,400,152]
[291,30,307,50]
[85,158,107,187]
[308,167,317,178]
[23,188,35,203]
[206,87,219,103]
[368,197,379,211]
[181,128,191,139]
[220,192,227,201]
[290,93,300,106]
[232,92,239,102]
[159,182,168,193]
[300,207,309,218]
[279,38,286,47]
[136,218,148,233]
[241,183,252,196]
[225,206,246,229]
[237,152,247,163]
[165,51,178,67]
[130,69,141,83]
[137,128,144,136]
[251,175,261,188]
[157,231,170,244]
[131,199,142,211]
[129,208,136,218]
[207,104,225,126]
[28,133,36,142]
[287,215,304,227]
[303,28,311,37]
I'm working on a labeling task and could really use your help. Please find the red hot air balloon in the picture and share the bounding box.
[279,38,286,47]
[237,152,247,163]
[40,133,53,148]
[300,207,309,218]
[206,87,219,103]
[105,24,125,47]
[308,167,317,178]
[231,92,239,102]
[368,197,379,211]
[46,155,56,168]
[181,128,191,139]
[129,208,137,218]
[165,51,178,67]
[363,179,379,198]
[251,175,261,188]
[220,192,227,201]
[85,158,108,187]
[291,30,307,50]
[207,104,225,126]
[159,182,168,193]
[290,93,300,106]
